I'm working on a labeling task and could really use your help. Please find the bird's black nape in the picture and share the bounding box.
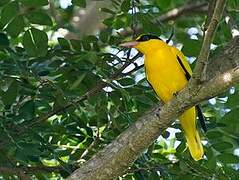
[136,34,161,42]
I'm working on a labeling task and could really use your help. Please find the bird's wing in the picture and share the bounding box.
[170,47,207,131]
[170,47,192,81]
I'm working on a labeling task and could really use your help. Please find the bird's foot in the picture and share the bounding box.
[173,91,179,97]
[155,108,161,118]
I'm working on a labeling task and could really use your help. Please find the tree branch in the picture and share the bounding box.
[157,2,207,22]
[192,0,227,83]
[66,36,239,180]
[0,167,30,180]
[204,0,217,31]
[120,1,208,37]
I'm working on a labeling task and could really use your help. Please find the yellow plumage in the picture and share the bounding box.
[120,35,204,161]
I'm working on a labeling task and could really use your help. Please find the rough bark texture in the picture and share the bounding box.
[67,37,239,180]
[205,37,239,79]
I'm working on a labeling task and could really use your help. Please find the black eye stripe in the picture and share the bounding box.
[136,34,161,42]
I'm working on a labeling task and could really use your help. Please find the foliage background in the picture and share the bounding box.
[0,0,239,179]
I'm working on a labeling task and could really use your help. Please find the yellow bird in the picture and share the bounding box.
[120,34,204,161]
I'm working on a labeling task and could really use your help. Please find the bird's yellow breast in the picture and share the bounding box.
[144,45,188,102]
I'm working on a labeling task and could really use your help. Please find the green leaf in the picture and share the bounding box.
[38,70,50,76]
[81,40,91,51]
[21,0,48,6]
[121,0,131,12]
[176,141,186,154]
[81,52,98,64]
[118,77,135,86]
[155,0,172,9]
[226,91,239,109]
[70,39,82,51]
[214,21,232,44]
[135,94,154,107]
[220,108,239,124]
[100,8,116,15]
[113,15,130,29]
[103,17,114,27]
[0,1,19,29]
[212,142,233,152]
[6,15,25,37]
[182,39,201,57]
[0,79,18,106]
[27,11,53,26]
[206,130,224,139]
[72,0,86,8]
[22,28,48,57]
[113,18,125,30]
[58,37,71,50]
[0,0,10,6]
[217,154,239,164]
[18,142,41,156]
[99,31,109,43]
[0,33,9,47]
[19,100,35,120]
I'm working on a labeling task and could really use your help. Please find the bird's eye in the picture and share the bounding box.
[136,34,161,42]
[141,35,149,41]
[140,35,149,41]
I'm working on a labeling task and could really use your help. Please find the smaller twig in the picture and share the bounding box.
[123,64,144,76]
[192,0,227,84]
[158,2,208,22]
[204,0,217,31]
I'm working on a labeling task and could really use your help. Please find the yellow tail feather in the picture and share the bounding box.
[179,107,204,161]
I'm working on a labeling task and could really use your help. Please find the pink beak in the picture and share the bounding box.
[119,41,139,48]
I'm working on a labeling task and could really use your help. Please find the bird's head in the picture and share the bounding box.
[120,34,165,55]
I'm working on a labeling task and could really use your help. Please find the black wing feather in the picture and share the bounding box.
[196,105,207,132]
[176,55,207,132]
[176,55,191,81]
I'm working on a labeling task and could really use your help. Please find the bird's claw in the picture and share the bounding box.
[173,91,179,97]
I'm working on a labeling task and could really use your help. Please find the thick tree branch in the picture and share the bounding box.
[67,37,239,180]
[192,0,227,83]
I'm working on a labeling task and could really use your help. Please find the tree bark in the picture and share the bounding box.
[67,36,239,180]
